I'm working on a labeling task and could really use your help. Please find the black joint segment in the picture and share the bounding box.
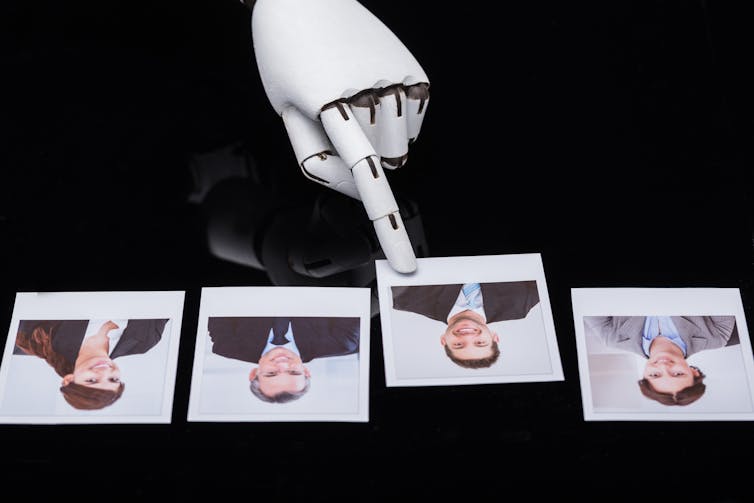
[388,213,399,230]
[366,157,380,178]
[321,100,350,121]
[406,82,430,113]
[348,90,379,125]
[301,157,330,185]
[377,84,404,117]
[381,155,407,169]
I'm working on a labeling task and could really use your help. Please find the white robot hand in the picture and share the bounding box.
[248,0,430,273]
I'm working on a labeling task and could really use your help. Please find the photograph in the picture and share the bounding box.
[375,253,563,387]
[187,286,371,422]
[3,0,754,491]
[571,288,754,421]
[0,291,185,424]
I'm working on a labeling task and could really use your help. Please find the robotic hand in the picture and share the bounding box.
[188,142,428,317]
[244,0,430,273]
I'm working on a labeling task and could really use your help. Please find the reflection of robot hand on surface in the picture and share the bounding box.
[188,142,427,316]
[241,0,430,274]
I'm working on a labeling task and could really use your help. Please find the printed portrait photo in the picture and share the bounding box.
[0,291,185,424]
[572,288,754,421]
[376,253,563,386]
[187,286,370,422]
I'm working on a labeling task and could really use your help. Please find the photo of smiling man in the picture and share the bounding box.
[392,281,540,369]
[375,254,563,387]
[207,316,359,404]
[187,286,370,423]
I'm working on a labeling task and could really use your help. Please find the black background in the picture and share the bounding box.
[1,0,753,497]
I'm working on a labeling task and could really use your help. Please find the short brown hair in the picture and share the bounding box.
[638,366,706,406]
[60,382,125,410]
[444,341,501,369]
[249,376,310,403]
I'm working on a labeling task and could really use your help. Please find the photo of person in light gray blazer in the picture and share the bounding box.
[584,315,738,406]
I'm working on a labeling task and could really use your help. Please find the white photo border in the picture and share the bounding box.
[571,287,754,421]
[0,290,186,424]
[187,286,371,423]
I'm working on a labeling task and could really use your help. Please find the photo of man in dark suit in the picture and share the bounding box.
[391,281,540,368]
[207,316,360,403]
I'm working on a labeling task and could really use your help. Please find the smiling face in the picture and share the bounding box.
[62,356,122,391]
[643,351,699,394]
[250,347,310,397]
[441,311,499,361]
[642,335,701,395]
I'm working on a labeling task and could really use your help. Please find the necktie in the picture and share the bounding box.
[461,283,482,309]
[271,319,290,345]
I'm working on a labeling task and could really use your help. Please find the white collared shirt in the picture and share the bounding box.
[446,286,487,323]
[641,316,687,357]
[261,321,302,357]
[83,319,128,355]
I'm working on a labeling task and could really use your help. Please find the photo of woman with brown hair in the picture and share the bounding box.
[572,287,754,421]
[0,291,185,424]
[15,318,167,410]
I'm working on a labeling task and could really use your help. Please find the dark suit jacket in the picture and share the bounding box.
[15,319,168,363]
[207,316,360,363]
[584,316,739,358]
[391,281,540,324]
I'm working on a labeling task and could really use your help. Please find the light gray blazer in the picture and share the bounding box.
[583,316,738,358]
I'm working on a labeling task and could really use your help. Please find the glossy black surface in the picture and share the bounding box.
[2,0,752,496]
